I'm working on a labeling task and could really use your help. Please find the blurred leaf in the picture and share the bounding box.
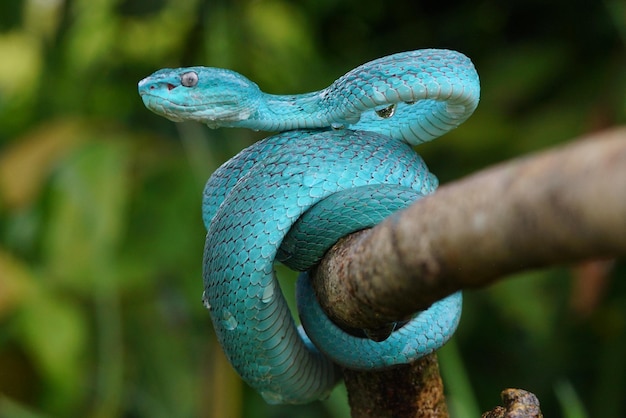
[0,250,36,319]
[16,286,88,413]
[482,43,571,109]
[438,339,481,418]
[555,380,588,418]
[0,119,87,210]
[244,0,319,92]
[0,30,42,133]
[23,0,63,40]
[0,396,48,418]
[487,270,561,344]
[64,0,119,73]
[0,32,41,98]
[43,135,130,292]
[118,0,200,65]
[0,0,22,32]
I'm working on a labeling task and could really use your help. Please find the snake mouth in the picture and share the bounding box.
[140,92,240,123]
[139,93,191,121]
[142,94,251,127]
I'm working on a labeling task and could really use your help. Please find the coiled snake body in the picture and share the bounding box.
[138,49,480,404]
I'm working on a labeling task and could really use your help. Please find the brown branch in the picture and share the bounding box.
[343,354,448,418]
[312,126,626,333]
[314,128,624,418]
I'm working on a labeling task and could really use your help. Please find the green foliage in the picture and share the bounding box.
[0,0,624,417]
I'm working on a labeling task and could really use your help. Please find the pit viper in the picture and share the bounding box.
[138,49,480,404]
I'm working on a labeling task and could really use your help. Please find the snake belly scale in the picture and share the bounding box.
[138,49,480,404]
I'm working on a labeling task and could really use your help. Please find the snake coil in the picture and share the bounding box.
[139,49,480,404]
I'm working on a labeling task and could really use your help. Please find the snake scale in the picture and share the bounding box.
[138,49,480,404]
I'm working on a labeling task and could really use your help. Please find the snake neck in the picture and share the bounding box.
[140,49,480,145]
[232,90,340,132]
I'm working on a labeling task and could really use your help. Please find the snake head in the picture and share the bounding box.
[138,67,261,128]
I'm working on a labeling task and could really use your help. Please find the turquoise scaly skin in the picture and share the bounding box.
[138,49,480,404]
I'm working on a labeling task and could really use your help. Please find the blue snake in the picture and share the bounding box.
[138,49,480,404]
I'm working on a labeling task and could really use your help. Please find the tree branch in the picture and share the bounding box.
[311,126,626,332]
[343,354,448,418]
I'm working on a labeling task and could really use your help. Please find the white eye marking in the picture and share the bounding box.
[181,71,199,87]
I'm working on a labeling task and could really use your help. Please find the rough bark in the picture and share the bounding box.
[311,127,626,332]
[343,354,448,418]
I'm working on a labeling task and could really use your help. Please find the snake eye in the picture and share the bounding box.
[181,71,198,87]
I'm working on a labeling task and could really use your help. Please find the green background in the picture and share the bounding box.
[0,0,625,417]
